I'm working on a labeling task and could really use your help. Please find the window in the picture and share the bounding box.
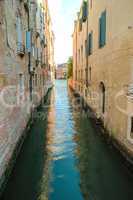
[78,49,80,64]
[85,40,87,56]
[40,74,42,85]
[43,76,45,86]
[88,32,93,55]
[99,10,106,48]
[76,70,77,81]
[17,16,22,44]
[85,67,88,85]
[90,0,92,9]
[19,74,24,95]
[81,69,83,81]
[79,70,80,80]
[79,19,82,32]
[89,67,92,81]
[26,31,31,52]
[81,45,83,64]
[35,74,38,87]
[82,1,88,22]
[130,117,133,138]
[99,82,106,114]
[85,89,88,97]
[16,16,25,55]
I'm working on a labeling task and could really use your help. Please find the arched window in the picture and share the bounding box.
[99,82,105,114]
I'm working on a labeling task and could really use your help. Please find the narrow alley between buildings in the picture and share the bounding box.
[1,80,133,200]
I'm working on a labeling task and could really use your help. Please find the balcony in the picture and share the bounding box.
[17,42,25,56]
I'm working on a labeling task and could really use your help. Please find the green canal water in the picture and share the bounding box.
[1,80,133,200]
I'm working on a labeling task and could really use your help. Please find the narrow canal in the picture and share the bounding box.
[1,80,133,200]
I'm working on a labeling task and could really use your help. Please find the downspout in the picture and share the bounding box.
[86,1,89,88]
[27,0,32,101]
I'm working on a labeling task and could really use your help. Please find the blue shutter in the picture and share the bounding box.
[82,1,88,22]
[26,31,31,52]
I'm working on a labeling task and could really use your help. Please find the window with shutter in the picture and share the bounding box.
[19,74,24,96]
[32,45,35,57]
[17,16,25,55]
[88,31,93,55]
[85,39,88,56]
[99,10,106,48]
[26,31,31,52]
[90,0,92,9]
[35,74,38,87]
[82,1,88,22]
[17,16,22,44]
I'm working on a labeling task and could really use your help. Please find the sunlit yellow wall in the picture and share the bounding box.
[73,0,133,154]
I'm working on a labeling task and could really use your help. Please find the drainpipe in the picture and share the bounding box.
[86,2,89,88]
[27,0,32,101]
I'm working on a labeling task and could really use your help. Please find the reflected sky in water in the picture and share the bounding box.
[46,81,83,200]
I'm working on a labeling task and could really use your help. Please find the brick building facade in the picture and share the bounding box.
[0,0,55,188]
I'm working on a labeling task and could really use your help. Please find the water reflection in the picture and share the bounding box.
[1,92,52,200]
[46,81,83,200]
[73,111,133,200]
[38,91,55,200]
[1,80,133,200]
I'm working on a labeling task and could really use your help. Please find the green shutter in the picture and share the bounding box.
[85,40,87,56]
[102,10,106,46]
[88,32,92,55]
[101,11,106,46]
[99,16,102,47]
[99,10,106,48]
[89,33,91,55]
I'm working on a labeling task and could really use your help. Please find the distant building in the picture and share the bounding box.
[56,63,67,79]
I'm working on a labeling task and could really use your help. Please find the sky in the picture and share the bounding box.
[48,0,82,64]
